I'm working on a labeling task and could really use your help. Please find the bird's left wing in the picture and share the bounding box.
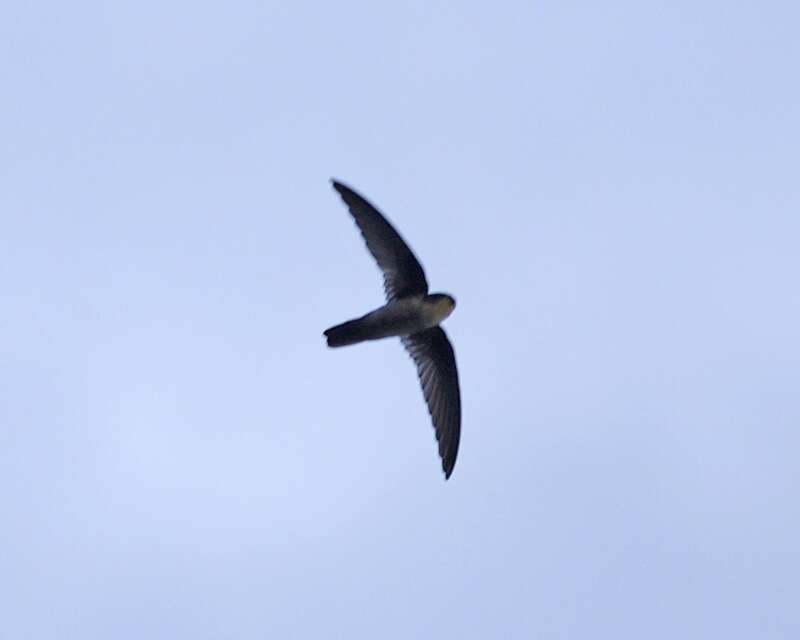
[401,327,461,479]
[331,180,429,301]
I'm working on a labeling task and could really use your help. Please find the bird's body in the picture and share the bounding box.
[324,180,462,479]
[324,294,455,348]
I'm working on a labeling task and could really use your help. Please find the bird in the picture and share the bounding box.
[324,180,461,479]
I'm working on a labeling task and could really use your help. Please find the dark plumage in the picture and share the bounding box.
[324,180,462,479]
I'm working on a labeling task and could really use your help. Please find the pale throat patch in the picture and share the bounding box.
[431,297,455,322]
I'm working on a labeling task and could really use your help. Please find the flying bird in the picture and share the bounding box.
[324,180,461,479]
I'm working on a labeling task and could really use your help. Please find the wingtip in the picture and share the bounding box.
[331,179,360,200]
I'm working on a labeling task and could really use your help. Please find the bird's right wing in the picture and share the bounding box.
[331,180,429,301]
[402,327,461,479]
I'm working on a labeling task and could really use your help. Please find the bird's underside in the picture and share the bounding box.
[324,295,455,348]
[324,180,462,479]
[324,298,429,347]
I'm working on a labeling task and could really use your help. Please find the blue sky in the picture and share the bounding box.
[2,2,799,638]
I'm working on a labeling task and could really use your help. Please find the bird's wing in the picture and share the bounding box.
[401,327,461,479]
[331,180,428,301]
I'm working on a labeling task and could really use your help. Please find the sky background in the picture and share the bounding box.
[2,1,799,638]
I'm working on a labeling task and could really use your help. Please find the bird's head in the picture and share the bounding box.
[427,293,457,321]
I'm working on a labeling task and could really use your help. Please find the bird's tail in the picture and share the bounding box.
[323,318,368,348]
